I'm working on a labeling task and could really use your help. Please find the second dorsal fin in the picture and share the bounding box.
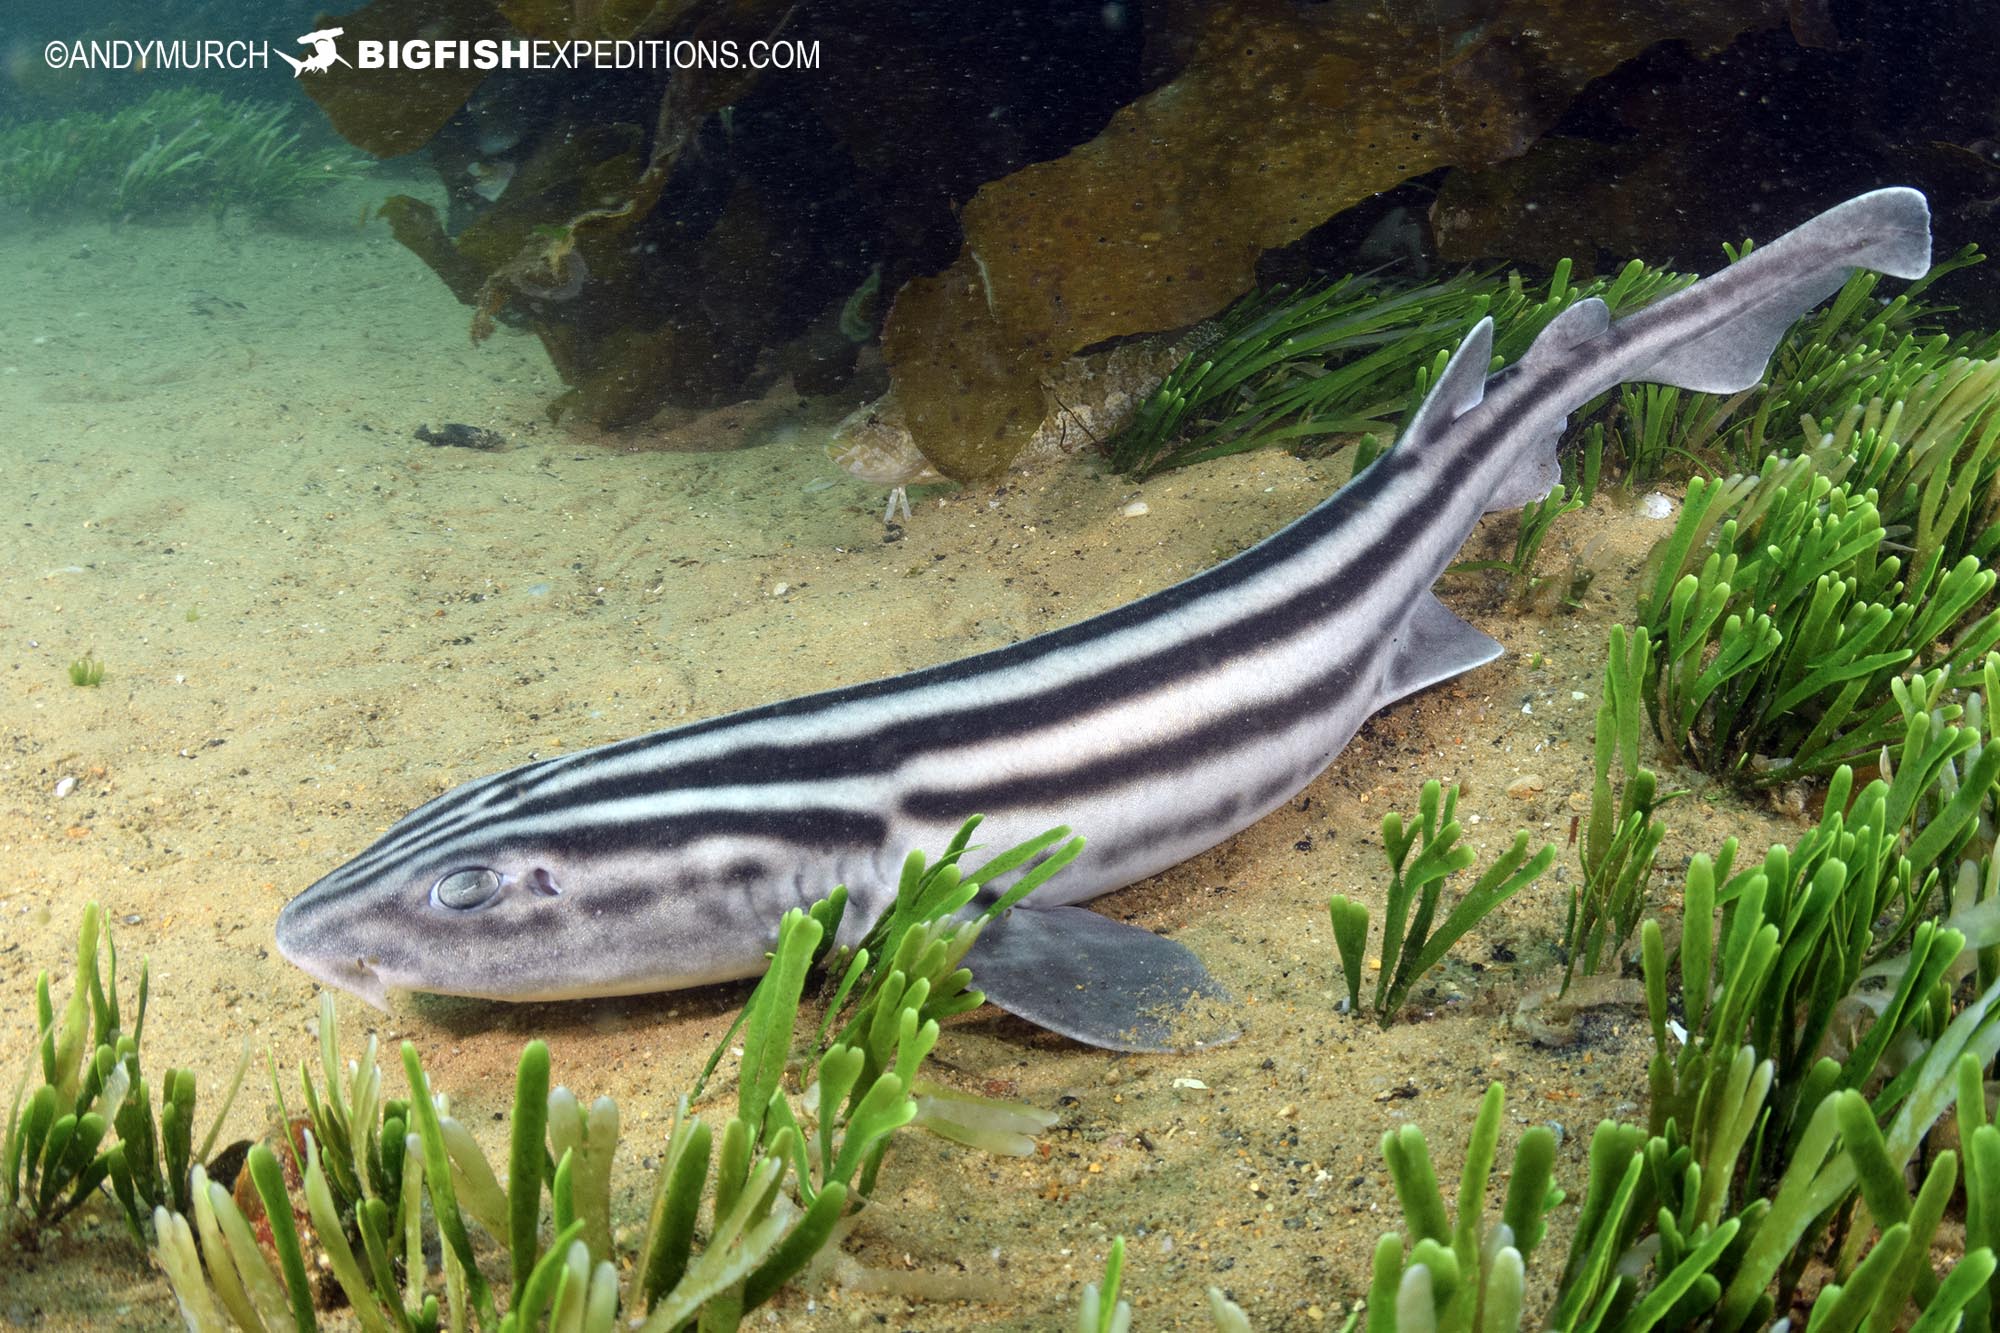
[1520,298,1610,367]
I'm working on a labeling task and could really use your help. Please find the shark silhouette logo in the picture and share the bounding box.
[277,27,349,76]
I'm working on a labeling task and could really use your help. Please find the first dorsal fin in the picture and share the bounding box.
[1399,317,1494,447]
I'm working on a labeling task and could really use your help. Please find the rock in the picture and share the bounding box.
[298,0,511,157]
[884,0,1785,479]
[827,331,1195,489]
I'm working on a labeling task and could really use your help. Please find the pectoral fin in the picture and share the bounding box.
[964,905,1238,1053]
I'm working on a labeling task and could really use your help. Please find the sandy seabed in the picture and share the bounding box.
[0,173,1796,1330]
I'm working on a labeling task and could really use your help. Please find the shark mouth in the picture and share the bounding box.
[277,936,391,1010]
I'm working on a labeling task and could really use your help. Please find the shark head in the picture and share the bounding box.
[274,760,830,1007]
[276,830,595,1008]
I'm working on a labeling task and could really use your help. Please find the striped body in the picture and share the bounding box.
[278,188,1932,1044]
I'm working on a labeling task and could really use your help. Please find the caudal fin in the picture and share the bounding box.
[1630,187,1932,394]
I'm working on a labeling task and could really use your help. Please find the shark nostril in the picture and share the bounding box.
[528,867,561,896]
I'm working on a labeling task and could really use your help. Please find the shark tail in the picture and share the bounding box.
[1628,187,1933,395]
[1480,187,1931,512]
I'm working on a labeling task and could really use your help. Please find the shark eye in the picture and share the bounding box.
[433,867,502,910]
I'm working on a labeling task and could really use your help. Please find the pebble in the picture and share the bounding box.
[1121,500,1150,518]
[53,776,76,798]
[770,582,790,597]
[1506,775,1546,799]
[1641,491,1676,519]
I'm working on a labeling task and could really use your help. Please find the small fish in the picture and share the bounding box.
[279,189,1932,1051]
[827,393,946,487]
[466,160,516,203]
[414,422,508,452]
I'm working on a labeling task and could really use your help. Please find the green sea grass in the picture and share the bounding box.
[1562,625,1671,986]
[1109,259,1689,480]
[1637,362,2000,785]
[1076,1234,1131,1333]
[134,816,1070,1331]
[1329,780,1555,1026]
[3,903,244,1243]
[0,87,369,218]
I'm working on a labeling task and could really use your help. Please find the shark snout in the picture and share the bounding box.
[275,890,391,1009]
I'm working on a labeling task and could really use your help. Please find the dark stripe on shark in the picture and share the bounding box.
[576,854,791,924]
[327,805,887,902]
[898,648,1373,817]
[1090,763,1309,875]
[380,486,1448,856]
[373,446,1440,832]
[479,805,889,861]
